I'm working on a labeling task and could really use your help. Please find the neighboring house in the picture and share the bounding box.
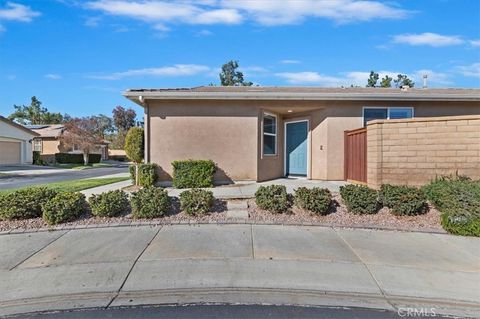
[0,116,39,165]
[124,87,479,183]
[25,124,109,160]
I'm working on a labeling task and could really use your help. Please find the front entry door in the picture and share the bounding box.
[285,121,308,176]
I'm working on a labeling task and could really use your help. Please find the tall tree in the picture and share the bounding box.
[8,96,64,125]
[380,75,393,88]
[60,117,105,165]
[91,114,114,139]
[113,106,136,132]
[394,74,415,88]
[366,71,379,87]
[219,60,253,86]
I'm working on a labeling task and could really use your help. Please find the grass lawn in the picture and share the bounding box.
[53,163,113,170]
[0,176,130,195]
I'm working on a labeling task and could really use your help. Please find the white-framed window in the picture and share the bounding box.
[33,139,42,152]
[263,113,277,155]
[363,107,414,126]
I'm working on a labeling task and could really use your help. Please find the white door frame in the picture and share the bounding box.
[284,119,310,177]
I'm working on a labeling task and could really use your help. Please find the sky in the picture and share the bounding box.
[0,0,479,118]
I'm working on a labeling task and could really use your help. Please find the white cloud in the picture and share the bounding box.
[89,64,210,80]
[45,74,62,80]
[470,39,480,47]
[85,16,101,27]
[196,29,213,36]
[0,2,40,22]
[456,63,480,78]
[280,59,300,64]
[86,0,242,26]
[222,0,409,25]
[85,0,408,31]
[393,32,464,47]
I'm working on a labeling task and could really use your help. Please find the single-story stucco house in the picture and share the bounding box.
[124,86,480,184]
[26,124,109,161]
[0,116,39,165]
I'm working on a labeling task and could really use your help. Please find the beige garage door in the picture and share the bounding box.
[0,141,21,164]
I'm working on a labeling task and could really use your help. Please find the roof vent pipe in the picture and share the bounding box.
[423,74,428,89]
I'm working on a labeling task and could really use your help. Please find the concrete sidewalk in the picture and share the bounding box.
[0,225,478,317]
[167,178,347,199]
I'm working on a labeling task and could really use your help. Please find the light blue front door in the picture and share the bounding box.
[286,121,308,176]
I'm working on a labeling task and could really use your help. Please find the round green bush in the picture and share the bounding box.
[131,187,170,218]
[0,187,58,220]
[380,184,428,216]
[294,187,332,215]
[339,184,380,215]
[441,210,480,237]
[255,185,290,213]
[88,190,129,217]
[179,188,214,215]
[42,192,87,225]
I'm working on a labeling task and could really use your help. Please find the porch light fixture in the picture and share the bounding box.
[287,110,293,113]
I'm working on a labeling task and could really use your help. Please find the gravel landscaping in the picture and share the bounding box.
[0,192,443,233]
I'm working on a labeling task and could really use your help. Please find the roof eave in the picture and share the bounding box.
[123,91,480,106]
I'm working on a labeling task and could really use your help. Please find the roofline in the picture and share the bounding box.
[0,116,40,136]
[123,91,480,106]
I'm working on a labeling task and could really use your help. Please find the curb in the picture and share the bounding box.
[1,288,478,318]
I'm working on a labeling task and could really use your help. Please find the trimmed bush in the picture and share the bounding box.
[423,176,480,236]
[129,163,158,187]
[180,188,214,215]
[340,184,380,215]
[131,187,170,218]
[172,160,216,188]
[33,151,47,166]
[54,153,101,164]
[294,187,332,215]
[255,185,290,213]
[88,190,129,217]
[0,187,58,220]
[42,192,87,225]
[380,184,428,216]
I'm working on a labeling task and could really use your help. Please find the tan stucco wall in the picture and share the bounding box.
[40,138,61,154]
[367,115,480,189]
[146,99,479,182]
[147,100,259,182]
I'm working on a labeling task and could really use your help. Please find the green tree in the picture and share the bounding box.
[219,60,253,86]
[124,127,144,185]
[91,114,114,139]
[380,75,393,88]
[8,96,65,125]
[113,106,136,132]
[366,71,379,87]
[394,74,415,88]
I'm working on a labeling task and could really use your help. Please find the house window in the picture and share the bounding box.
[363,107,413,126]
[33,139,42,152]
[263,113,277,155]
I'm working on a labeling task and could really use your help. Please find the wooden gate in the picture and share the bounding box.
[344,127,367,184]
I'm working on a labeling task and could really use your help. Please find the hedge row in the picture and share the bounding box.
[55,153,101,164]
[0,187,215,225]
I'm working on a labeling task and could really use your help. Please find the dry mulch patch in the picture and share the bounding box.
[0,193,443,233]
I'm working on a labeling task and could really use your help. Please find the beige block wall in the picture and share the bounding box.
[367,115,480,189]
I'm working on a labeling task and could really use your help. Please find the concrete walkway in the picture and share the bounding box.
[168,178,347,199]
[0,225,478,317]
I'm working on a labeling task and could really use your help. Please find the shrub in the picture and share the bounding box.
[88,190,129,217]
[129,163,158,187]
[54,153,101,164]
[131,187,170,218]
[33,151,47,166]
[179,189,214,215]
[294,187,332,215]
[423,176,480,236]
[0,187,58,220]
[125,127,144,163]
[255,185,290,213]
[172,160,216,188]
[42,192,87,225]
[339,184,380,215]
[380,184,428,216]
